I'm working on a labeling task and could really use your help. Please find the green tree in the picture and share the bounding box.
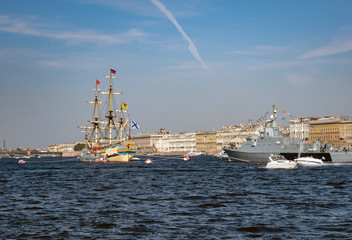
[74,143,86,151]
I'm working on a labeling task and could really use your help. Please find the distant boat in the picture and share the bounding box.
[186,151,204,157]
[295,156,323,166]
[78,67,137,163]
[216,151,229,159]
[147,152,161,156]
[266,154,297,169]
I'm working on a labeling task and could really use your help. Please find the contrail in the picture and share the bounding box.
[150,0,211,72]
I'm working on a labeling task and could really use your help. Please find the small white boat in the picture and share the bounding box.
[185,151,204,157]
[216,151,229,159]
[266,154,297,169]
[295,156,323,166]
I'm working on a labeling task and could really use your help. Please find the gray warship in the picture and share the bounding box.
[223,106,352,163]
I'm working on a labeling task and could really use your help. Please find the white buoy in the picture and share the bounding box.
[18,159,25,164]
[145,158,153,164]
[183,155,190,161]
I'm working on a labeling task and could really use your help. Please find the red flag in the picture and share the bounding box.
[96,79,100,85]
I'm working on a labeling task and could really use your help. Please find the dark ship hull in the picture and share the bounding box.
[223,148,351,163]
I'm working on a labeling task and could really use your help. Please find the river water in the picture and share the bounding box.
[1,156,352,239]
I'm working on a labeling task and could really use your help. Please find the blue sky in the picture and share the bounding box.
[1,0,352,149]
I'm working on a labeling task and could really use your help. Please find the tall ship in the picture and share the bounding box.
[224,105,352,163]
[78,67,137,162]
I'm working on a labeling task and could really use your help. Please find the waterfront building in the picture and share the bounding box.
[216,124,260,151]
[58,144,74,152]
[47,144,58,152]
[133,133,154,154]
[309,117,352,148]
[341,118,352,148]
[289,118,310,141]
[196,131,217,154]
[133,129,196,154]
[47,143,80,152]
[133,129,172,154]
[156,132,196,154]
[309,117,340,147]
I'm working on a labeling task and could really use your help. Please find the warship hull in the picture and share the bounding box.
[224,148,352,163]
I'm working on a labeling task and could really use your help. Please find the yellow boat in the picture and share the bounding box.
[103,140,137,162]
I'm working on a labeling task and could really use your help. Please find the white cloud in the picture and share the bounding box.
[301,40,352,59]
[79,0,201,19]
[77,0,160,17]
[0,15,147,44]
[301,26,352,59]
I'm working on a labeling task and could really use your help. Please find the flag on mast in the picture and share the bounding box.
[131,121,139,130]
[110,67,116,74]
[96,79,100,85]
[122,101,128,109]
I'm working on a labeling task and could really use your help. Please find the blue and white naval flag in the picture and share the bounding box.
[131,120,139,130]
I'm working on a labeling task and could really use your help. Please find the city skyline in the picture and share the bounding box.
[1,0,352,149]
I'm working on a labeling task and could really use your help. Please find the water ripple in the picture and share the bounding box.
[1,156,352,239]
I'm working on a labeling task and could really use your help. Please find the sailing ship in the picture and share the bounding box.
[78,67,137,162]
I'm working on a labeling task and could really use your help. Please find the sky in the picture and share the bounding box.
[1,0,352,149]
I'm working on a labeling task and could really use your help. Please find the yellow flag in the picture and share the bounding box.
[122,101,128,109]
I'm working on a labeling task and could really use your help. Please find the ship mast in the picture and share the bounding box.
[78,80,105,148]
[116,104,129,142]
[88,81,105,145]
[270,104,281,137]
[118,105,124,141]
[272,104,277,128]
[101,67,122,145]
